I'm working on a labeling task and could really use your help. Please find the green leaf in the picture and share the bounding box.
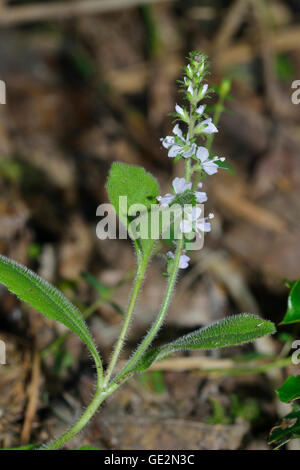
[108,301,124,316]
[54,348,75,375]
[276,375,300,403]
[128,314,276,373]
[106,162,159,255]
[276,54,295,82]
[269,407,300,448]
[76,446,100,450]
[2,444,38,450]
[82,271,110,298]
[206,397,231,425]
[82,272,124,315]
[281,279,300,325]
[0,255,102,371]
[106,162,159,225]
[215,159,235,174]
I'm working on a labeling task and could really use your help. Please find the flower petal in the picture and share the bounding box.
[161,136,175,149]
[179,254,190,269]
[195,191,208,203]
[203,222,211,232]
[172,124,183,140]
[187,84,194,95]
[201,118,218,135]
[159,194,175,206]
[196,146,209,162]
[195,219,211,234]
[172,177,192,194]
[182,143,197,158]
[184,206,202,221]
[199,83,208,98]
[175,103,185,117]
[196,104,205,115]
[202,160,219,175]
[180,219,193,234]
[168,144,183,158]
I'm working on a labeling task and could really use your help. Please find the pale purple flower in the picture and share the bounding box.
[196,104,205,115]
[195,191,207,203]
[180,206,202,234]
[179,254,190,269]
[180,206,214,236]
[187,83,194,95]
[167,251,190,269]
[157,177,193,207]
[173,123,183,139]
[199,83,208,99]
[200,117,218,135]
[175,103,185,117]
[173,177,192,194]
[196,147,220,175]
[194,212,214,234]
[161,124,197,159]
[157,194,175,207]
[161,135,174,149]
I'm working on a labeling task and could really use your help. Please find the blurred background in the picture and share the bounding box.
[0,0,299,450]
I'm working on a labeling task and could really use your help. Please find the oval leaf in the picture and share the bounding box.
[128,314,276,373]
[276,375,300,403]
[106,162,159,255]
[106,162,159,227]
[0,255,101,369]
[281,279,300,325]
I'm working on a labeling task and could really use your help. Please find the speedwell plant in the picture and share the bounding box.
[0,52,276,450]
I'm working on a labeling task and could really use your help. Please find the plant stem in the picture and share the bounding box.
[44,387,103,449]
[41,255,142,450]
[115,235,184,381]
[103,253,149,387]
[42,350,104,450]
[113,145,192,382]
[185,158,192,181]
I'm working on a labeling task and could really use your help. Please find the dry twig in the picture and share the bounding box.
[20,349,41,445]
[0,0,173,26]
[213,0,250,52]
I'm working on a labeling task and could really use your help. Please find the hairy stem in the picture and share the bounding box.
[103,253,150,387]
[114,235,184,381]
[42,352,104,450]
[42,256,144,449]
